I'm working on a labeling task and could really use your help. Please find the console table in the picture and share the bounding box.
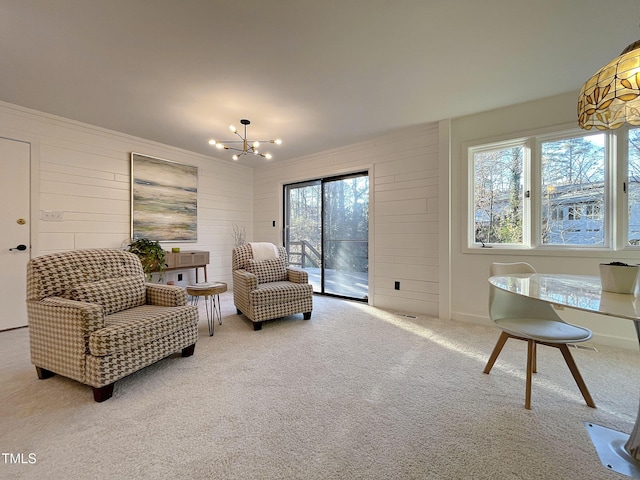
[164,250,209,283]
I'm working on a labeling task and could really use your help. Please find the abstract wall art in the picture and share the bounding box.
[131,153,198,241]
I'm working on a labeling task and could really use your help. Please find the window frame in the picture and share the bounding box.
[467,137,531,249]
[464,125,634,253]
[534,129,611,250]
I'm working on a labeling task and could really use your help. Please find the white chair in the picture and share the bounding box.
[483,262,595,409]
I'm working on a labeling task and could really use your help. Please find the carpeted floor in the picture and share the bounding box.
[1,292,638,479]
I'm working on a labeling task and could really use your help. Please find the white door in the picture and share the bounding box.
[0,137,30,330]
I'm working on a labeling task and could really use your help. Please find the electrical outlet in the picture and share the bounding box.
[395,281,400,290]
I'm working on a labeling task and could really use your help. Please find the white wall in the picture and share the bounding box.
[252,123,440,315]
[0,101,253,288]
[449,92,638,349]
[5,92,635,348]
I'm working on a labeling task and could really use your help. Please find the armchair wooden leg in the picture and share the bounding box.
[303,312,311,320]
[483,331,509,374]
[92,383,114,402]
[253,321,263,331]
[35,366,55,380]
[181,343,196,357]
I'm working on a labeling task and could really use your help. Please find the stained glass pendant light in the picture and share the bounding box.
[578,40,640,130]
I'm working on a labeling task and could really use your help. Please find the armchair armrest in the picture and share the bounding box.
[232,269,257,314]
[30,297,106,334]
[145,283,188,307]
[287,267,309,284]
[233,269,258,290]
[27,297,105,381]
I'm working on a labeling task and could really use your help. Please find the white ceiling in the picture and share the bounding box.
[1,0,639,166]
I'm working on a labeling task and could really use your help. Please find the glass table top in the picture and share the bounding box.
[489,273,640,321]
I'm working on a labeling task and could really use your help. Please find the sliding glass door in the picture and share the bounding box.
[284,172,369,300]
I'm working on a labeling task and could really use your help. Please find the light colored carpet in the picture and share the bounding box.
[0,292,638,480]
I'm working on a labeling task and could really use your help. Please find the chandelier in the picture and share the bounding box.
[208,119,282,160]
[578,39,640,130]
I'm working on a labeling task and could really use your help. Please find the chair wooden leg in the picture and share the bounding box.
[532,342,537,373]
[558,344,596,408]
[525,339,535,409]
[483,331,510,374]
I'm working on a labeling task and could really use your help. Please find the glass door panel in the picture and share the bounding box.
[323,175,369,299]
[284,181,322,292]
[284,172,369,301]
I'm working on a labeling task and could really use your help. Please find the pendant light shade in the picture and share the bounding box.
[578,40,640,130]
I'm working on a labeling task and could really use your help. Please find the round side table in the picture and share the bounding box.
[186,282,227,336]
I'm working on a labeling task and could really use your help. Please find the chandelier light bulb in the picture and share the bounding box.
[209,119,281,161]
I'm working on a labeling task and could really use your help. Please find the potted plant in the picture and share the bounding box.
[126,238,166,280]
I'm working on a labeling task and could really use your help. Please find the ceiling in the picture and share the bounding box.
[1,0,639,166]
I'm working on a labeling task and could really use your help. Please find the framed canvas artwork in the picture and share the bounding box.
[131,153,198,241]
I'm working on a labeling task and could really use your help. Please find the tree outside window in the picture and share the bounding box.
[472,145,524,245]
[628,128,640,245]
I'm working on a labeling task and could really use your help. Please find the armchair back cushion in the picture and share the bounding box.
[70,276,146,315]
[246,257,287,283]
[232,243,288,271]
[27,248,145,301]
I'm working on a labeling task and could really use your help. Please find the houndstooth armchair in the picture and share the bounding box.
[27,248,199,402]
[232,243,313,331]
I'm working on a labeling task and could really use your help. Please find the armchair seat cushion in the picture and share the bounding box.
[249,281,314,307]
[89,304,198,356]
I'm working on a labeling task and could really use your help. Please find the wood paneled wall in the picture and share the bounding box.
[252,123,440,315]
[0,101,253,287]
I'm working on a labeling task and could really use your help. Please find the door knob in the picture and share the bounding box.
[10,244,27,251]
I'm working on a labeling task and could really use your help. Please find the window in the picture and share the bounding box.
[471,143,526,245]
[628,128,640,245]
[540,134,605,246]
[469,129,617,250]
